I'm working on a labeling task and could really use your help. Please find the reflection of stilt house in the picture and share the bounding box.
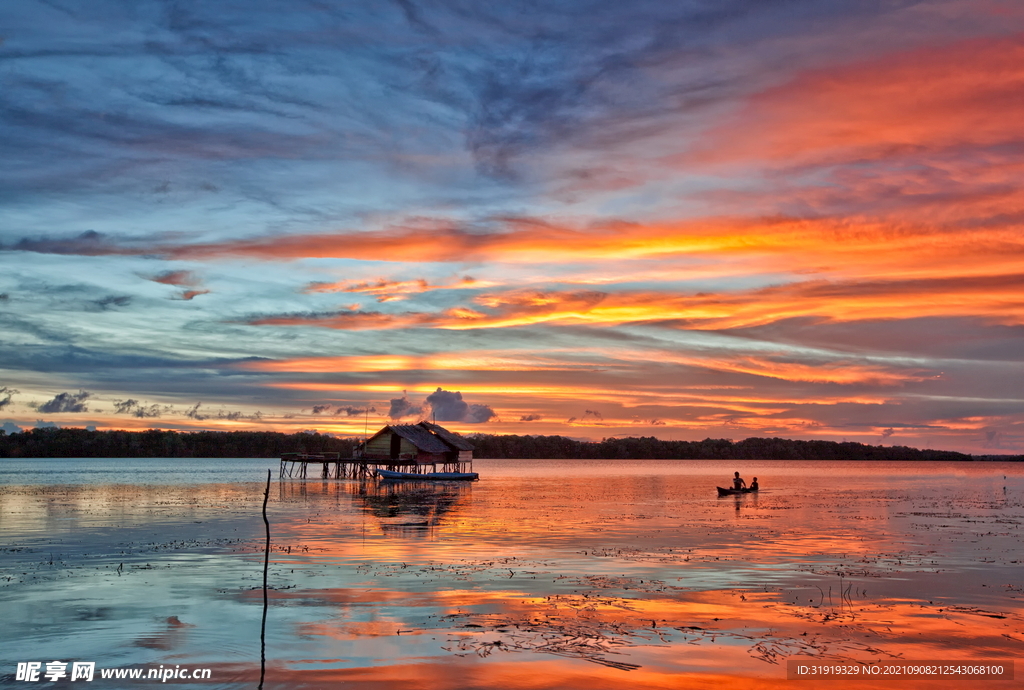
[280,421,474,479]
[360,422,474,474]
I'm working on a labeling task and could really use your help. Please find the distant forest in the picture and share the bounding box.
[1,426,1020,461]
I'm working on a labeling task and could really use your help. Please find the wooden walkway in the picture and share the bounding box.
[279,453,473,480]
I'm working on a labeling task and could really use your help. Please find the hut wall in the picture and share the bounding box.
[365,431,417,459]
[365,433,392,457]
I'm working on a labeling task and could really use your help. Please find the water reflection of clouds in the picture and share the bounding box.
[3,463,1024,688]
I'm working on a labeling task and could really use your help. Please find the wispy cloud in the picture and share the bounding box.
[147,270,201,287]
[113,399,169,418]
[306,278,430,302]
[241,273,1024,334]
[10,215,1022,294]
[184,403,208,421]
[337,405,375,417]
[566,409,605,426]
[304,276,481,302]
[6,231,122,256]
[143,269,210,300]
[236,351,598,374]
[93,295,133,310]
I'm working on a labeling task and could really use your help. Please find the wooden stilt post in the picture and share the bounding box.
[259,469,270,690]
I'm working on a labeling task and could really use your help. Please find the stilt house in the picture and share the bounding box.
[360,421,474,470]
[280,422,475,480]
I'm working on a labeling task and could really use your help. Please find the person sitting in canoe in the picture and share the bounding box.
[749,477,759,491]
[732,472,746,490]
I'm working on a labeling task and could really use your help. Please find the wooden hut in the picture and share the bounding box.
[360,422,474,473]
[419,421,474,463]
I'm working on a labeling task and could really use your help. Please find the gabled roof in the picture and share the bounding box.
[419,421,474,451]
[388,424,450,454]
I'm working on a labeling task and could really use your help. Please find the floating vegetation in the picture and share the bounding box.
[439,607,649,671]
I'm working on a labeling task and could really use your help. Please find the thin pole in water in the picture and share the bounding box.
[259,469,270,690]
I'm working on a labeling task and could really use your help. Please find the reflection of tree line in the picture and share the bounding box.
[1,427,1003,461]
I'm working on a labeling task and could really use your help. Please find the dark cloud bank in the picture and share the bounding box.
[37,390,91,413]
[389,387,495,424]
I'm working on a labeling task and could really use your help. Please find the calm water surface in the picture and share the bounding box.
[1,458,1022,689]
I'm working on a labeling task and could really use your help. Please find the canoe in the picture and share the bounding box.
[716,486,758,496]
[376,468,479,481]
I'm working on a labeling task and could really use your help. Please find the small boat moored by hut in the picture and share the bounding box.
[376,468,479,481]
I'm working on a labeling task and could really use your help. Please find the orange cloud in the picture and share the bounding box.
[241,346,927,387]
[238,352,596,374]
[264,381,892,409]
[245,272,1024,333]
[16,215,1024,297]
[691,34,1024,169]
[305,276,487,302]
[305,277,430,302]
[147,270,201,287]
[150,216,742,264]
[125,215,1018,304]
[618,351,930,387]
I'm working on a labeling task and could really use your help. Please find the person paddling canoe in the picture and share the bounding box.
[732,471,746,490]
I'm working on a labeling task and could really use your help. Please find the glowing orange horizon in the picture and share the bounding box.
[239,347,929,387]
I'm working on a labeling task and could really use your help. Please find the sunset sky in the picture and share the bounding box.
[2,0,1023,452]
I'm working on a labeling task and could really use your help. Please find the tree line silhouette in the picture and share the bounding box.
[1,426,1016,461]
[0,427,356,458]
[465,433,1012,461]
